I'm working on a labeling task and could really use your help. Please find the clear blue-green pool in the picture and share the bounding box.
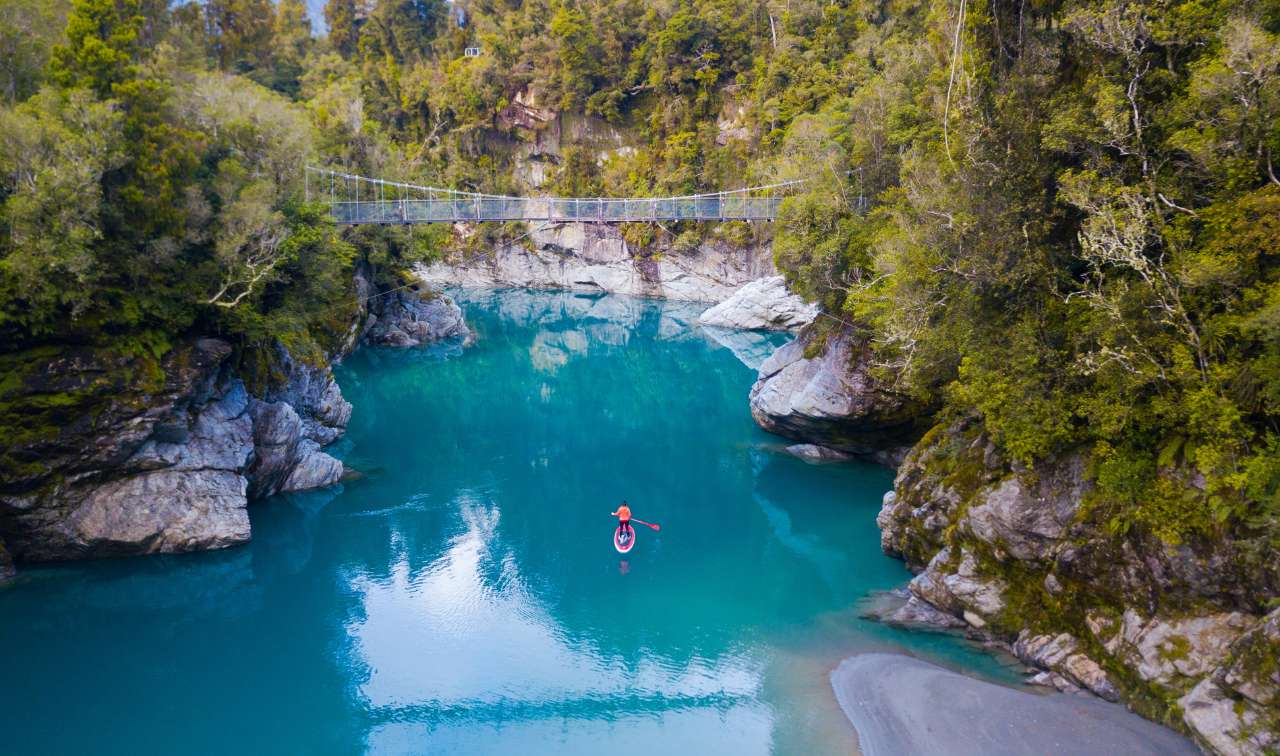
[0,289,1017,755]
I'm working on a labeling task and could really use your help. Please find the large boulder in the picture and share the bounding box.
[749,325,928,458]
[364,286,470,347]
[697,276,817,331]
[246,343,349,499]
[246,399,339,499]
[907,547,1007,626]
[1013,630,1120,701]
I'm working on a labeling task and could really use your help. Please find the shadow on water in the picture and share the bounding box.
[0,289,1019,756]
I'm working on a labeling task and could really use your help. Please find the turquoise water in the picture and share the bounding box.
[0,290,1017,755]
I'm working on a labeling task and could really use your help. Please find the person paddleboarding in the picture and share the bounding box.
[612,501,634,540]
[612,501,635,553]
[611,501,659,553]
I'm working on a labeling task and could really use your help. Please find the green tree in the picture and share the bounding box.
[265,0,312,96]
[49,0,146,96]
[205,0,275,72]
[0,89,125,337]
[357,0,442,130]
[325,0,360,58]
[548,2,603,111]
[0,0,70,102]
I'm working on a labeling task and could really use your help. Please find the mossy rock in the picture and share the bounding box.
[0,336,226,494]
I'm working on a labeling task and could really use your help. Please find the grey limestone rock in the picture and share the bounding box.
[749,325,928,458]
[963,452,1087,561]
[416,221,775,303]
[1013,630,1120,701]
[364,286,470,347]
[697,276,817,331]
[1,338,351,564]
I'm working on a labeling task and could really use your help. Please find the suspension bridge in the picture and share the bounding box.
[306,167,801,225]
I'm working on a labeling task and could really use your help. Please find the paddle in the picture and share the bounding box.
[630,518,661,532]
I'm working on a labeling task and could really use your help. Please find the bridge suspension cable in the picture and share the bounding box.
[304,166,804,225]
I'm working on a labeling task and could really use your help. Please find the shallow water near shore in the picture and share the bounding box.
[1,289,1021,755]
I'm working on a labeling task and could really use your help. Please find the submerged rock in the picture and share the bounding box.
[697,276,817,331]
[785,443,854,463]
[860,588,967,631]
[749,324,927,460]
[0,537,14,583]
[700,326,780,370]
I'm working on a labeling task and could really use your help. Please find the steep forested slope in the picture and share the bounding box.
[1,1,1278,748]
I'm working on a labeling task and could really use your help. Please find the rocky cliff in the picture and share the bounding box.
[874,422,1280,754]
[747,321,1279,754]
[749,323,931,463]
[0,278,470,578]
[416,222,779,304]
[0,338,348,562]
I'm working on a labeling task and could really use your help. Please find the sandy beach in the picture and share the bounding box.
[831,653,1200,756]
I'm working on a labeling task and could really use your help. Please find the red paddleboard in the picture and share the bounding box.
[614,524,636,554]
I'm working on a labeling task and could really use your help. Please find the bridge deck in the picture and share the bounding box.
[308,167,796,225]
[331,196,782,224]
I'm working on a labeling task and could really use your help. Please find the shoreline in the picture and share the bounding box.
[830,652,1199,756]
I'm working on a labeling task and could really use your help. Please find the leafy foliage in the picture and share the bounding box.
[2,0,1279,554]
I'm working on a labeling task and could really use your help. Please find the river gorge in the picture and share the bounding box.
[0,289,1013,753]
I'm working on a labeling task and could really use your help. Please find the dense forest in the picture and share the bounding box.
[2,0,1279,573]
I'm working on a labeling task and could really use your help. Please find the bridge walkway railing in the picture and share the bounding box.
[330,196,784,224]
